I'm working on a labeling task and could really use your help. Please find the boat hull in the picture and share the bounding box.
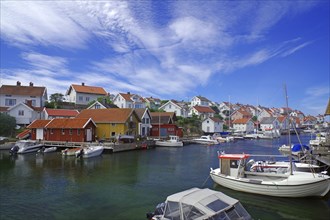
[155,141,183,147]
[77,146,104,158]
[17,144,43,154]
[210,168,330,197]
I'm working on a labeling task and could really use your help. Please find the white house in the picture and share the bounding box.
[144,97,161,109]
[191,96,211,107]
[113,92,146,109]
[232,118,254,133]
[65,83,107,105]
[259,117,280,131]
[202,117,223,133]
[134,108,152,137]
[7,101,43,126]
[0,81,47,109]
[189,106,215,120]
[159,100,189,118]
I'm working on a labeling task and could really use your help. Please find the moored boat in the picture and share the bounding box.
[146,187,251,220]
[9,140,43,154]
[155,135,183,147]
[38,146,57,153]
[62,147,82,156]
[75,145,104,158]
[210,152,330,197]
[193,135,218,145]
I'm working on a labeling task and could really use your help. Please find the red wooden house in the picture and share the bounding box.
[150,112,183,137]
[28,118,96,142]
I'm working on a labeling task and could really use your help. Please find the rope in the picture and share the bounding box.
[201,175,211,188]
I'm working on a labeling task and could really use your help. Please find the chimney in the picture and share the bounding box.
[26,100,32,106]
[17,81,21,86]
[82,82,85,86]
[29,82,33,87]
[127,92,130,95]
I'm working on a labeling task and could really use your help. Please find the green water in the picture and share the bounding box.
[0,135,329,220]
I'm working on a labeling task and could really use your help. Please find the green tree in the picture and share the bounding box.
[0,113,16,137]
[48,93,64,108]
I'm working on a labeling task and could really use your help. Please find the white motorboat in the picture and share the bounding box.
[193,135,218,145]
[210,152,330,197]
[278,144,311,156]
[38,147,57,153]
[309,135,326,146]
[155,135,183,147]
[146,187,251,220]
[62,147,82,156]
[75,145,104,158]
[9,140,43,154]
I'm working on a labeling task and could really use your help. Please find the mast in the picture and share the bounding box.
[284,84,293,175]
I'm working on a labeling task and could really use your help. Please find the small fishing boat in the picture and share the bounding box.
[155,135,183,147]
[75,145,104,158]
[146,187,251,220]
[279,144,311,156]
[210,152,330,197]
[193,135,218,145]
[9,140,43,154]
[62,147,82,156]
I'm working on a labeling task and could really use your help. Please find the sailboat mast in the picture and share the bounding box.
[284,84,293,175]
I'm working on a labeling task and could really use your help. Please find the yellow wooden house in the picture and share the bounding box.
[76,108,140,140]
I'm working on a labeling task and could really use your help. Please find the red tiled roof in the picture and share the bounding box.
[27,120,51,128]
[71,84,107,95]
[0,84,46,96]
[193,106,215,113]
[45,108,79,117]
[208,117,222,122]
[232,118,251,124]
[45,118,94,129]
[76,108,135,123]
[16,129,31,139]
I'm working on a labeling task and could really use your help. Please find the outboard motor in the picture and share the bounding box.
[9,145,19,155]
[76,149,84,158]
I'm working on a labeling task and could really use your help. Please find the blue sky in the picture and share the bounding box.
[1,1,329,116]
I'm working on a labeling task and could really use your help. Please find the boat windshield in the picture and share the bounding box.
[208,203,251,220]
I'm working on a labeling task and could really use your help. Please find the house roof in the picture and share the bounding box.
[194,96,210,102]
[8,102,43,112]
[44,108,80,117]
[232,118,251,124]
[16,129,31,139]
[69,84,107,95]
[76,108,138,123]
[119,93,145,102]
[150,112,176,124]
[260,117,277,124]
[193,106,215,113]
[134,108,150,120]
[45,118,95,129]
[0,83,46,96]
[27,119,51,128]
[205,117,223,123]
[277,116,286,123]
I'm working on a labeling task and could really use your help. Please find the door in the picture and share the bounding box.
[36,129,43,140]
[86,128,92,142]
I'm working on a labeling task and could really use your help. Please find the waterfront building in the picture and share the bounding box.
[76,108,140,140]
[232,118,254,133]
[150,112,183,137]
[202,117,224,133]
[28,118,96,142]
[134,108,152,137]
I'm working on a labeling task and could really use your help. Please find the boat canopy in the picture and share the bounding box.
[292,144,309,152]
[163,188,250,220]
[218,154,250,160]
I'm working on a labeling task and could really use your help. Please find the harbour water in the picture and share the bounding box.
[0,134,329,220]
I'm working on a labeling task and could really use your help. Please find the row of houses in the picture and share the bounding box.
[0,81,326,137]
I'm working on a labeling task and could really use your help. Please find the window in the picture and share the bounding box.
[69,129,72,135]
[86,97,90,102]
[77,129,80,135]
[18,110,24,116]
[111,132,116,136]
[146,118,149,124]
[79,96,83,101]
[62,129,65,135]
[95,104,100,109]
[169,104,172,109]
[5,99,16,106]
[112,123,116,127]
[50,129,53,134]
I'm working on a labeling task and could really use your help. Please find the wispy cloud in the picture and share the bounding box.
[0,0,323,102]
